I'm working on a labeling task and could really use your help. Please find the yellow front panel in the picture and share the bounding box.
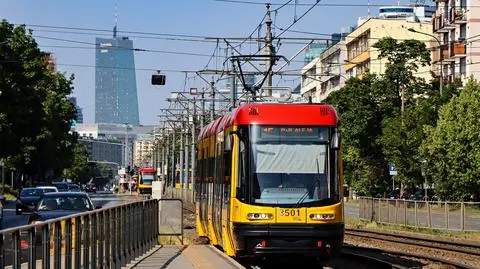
[275,207,306,223]
[230,198,275,224]
[231,198,344,224]
[306,202,344,224]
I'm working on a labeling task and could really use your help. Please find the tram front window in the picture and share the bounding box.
[141,173,155,185]
[251,142,329,206]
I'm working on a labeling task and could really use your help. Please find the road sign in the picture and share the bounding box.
[389,164,397,176]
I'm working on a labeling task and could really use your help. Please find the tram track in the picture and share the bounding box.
[345,228,480,268]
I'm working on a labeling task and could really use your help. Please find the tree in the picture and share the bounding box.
[0,20,77,183]
[63,143,90,182]
[422,79,480,201]
[326,75,394,196]
[326,37,438,197]
[0,20,47,159]
[374,37,434,192]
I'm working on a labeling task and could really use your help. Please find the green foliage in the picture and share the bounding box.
[422,79,480,201]
[0,20,47,159]
[0,20,78,182]
[326,74,394,196]
[373,37,430,93]
[63,143,91,182]
[327,37,444,197]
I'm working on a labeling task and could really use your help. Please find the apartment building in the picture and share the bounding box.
[345,18,433,81]
[133,134,154,167]
[301,5,435,102]
[300,41,347,102]
[432,0,479,84]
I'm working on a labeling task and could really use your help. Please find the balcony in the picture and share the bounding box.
[441,73,464,86]
[433,14,452,33]
[450,40,466,57]
[432,44,450,63]
[450,7,467,24]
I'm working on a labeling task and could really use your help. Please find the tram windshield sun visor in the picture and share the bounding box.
[248,125,335,206]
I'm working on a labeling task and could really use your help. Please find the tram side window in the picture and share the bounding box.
[203,145,208,201]
[215,143,223,208]
[237,139,247,201]
[223,146,232,205]
[195,146,202,202]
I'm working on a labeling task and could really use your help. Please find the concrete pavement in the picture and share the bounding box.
[124,245,245,269]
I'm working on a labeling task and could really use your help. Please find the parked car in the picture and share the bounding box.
[52,182,83,192]
[36,186,59,193]
[28,192,100,224]
[16,187,57,215]
[82,183,97,193]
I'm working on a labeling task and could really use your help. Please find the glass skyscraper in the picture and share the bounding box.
[95,32,139,125]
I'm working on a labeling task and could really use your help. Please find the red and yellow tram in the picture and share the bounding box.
[195,103,344,258]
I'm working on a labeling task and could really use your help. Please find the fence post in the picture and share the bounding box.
[461,202,465,231]
[65,219,72,269]
[395,199,398,224]
[427,201,432,228]
[83,215,90,269]
[387,199,391,223]
[404,200,407,226]
[74,217,82,269]
[12,230,20,269]
[28,227,36,269]
[370,198,374,222]
[54,221,62,269]
[91,213,97,269]
[42,224,51,269]
[414,201,417,228]
[444,202,448,230]
[378,199,382,222]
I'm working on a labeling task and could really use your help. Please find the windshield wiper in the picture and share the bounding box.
[293,158,321,208]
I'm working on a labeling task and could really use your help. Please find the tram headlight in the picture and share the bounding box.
[309,213,335,221]
[247,213,273,220]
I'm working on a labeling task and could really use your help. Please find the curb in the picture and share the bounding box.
[207,245,246,269]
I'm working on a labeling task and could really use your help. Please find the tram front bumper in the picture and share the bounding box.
[232,223,344,257]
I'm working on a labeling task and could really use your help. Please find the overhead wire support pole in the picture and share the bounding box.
[210,79,215,121]
[264,3,274,96]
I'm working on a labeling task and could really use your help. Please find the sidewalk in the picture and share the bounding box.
[124,245,245,269]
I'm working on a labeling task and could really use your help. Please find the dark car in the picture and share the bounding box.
[16,187,57,215]
[83,183,97,193]
[52,182,83,192]
[28,192,100,224]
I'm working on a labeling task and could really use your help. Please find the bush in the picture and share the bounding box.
[0,184,19,197]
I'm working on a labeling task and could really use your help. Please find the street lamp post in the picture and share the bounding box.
[408,28,443,96]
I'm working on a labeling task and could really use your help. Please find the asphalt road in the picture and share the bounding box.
[1,192,141,230]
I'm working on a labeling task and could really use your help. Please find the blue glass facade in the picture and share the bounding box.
[95,37,139,125]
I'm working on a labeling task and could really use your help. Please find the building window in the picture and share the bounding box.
[459,57,466,76]
[347,31,370,60]
[460,24,466,40]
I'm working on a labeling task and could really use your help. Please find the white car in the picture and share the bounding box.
[36,186,59,192]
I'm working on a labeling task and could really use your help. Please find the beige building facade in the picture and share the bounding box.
[345,18,433,81]
[300,41,347,102]
[133,136,154,167]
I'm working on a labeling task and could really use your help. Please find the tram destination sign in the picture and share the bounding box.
[260,127,328,140]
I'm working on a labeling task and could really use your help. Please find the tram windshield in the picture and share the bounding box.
[250,126,333,206]
[140,173,155,185]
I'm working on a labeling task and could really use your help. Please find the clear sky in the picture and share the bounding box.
[0,0,428,125]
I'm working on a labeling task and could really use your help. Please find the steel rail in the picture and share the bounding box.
[343,245,478,269]
[345,228,480,256]
[341,246,411,269]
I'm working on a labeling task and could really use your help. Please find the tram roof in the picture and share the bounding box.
[198,103,338,140]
